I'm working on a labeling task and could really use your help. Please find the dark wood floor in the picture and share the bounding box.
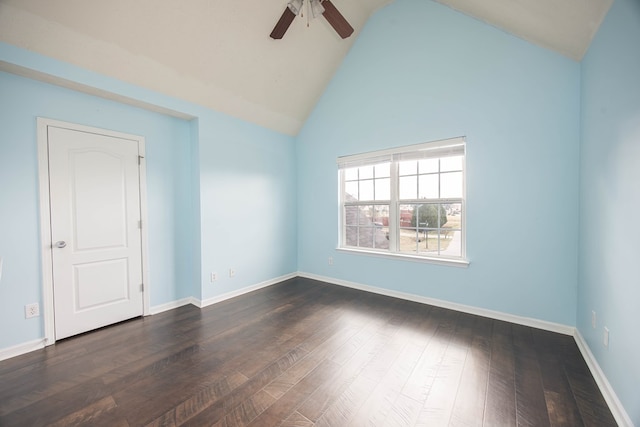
[0,277,616,426]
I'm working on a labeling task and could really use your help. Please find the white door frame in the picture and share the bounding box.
[37,118,151,345]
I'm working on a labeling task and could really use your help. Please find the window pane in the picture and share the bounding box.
[345,205,359,226]
[345,226,358,246]
[344,167,358,181]
[375,178,390,200]
[373,205,390,250]
[399,204,415,228]
[441,156,463,172]
[373,223,389,249]
[399,227,419,254]
[444,203,462,228]
[398,202,424,254]
[440,171,462,198]
[418,174,438,199]
[419,158,438,173]
[399,176,417,200]
[399,160,417,176]
[358,205,373,225]
[373,205,389,224]
[414,203,444,229]
[345,181,358,201]
[440,229,462,257]
[358,227,374,248]
[360,180,374,201]
[416,230,439,254]
[375,163,390,178]
[359,165,374,179]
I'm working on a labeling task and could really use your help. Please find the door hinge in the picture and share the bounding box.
[140,283,144,292]
[138,220,142,229]
[138,155,144,165]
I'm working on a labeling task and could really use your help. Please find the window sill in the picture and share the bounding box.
[336,247,469,268]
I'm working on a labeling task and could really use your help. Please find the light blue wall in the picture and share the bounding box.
[0,70,193,347]
[0,43,298,350]
[579,0,640,423]
[296,0,581,325]
[197,114,298,300]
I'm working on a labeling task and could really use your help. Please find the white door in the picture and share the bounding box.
[47,125,144,340]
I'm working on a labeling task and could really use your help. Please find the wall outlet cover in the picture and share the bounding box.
[25,303,40,318]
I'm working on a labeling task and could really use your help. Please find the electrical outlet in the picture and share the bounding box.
[25,303,40,319]
[210,272,217,282]
[229,268,235,278]
[603,327,609,348]
[591,310,596,329]
[328,256,334,266]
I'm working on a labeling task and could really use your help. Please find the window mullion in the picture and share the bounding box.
[388,161,399,252]
[338,169,345,247]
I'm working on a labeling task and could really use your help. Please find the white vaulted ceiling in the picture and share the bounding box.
[0,0,612,135]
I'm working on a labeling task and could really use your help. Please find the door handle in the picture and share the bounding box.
[54,241,67,249]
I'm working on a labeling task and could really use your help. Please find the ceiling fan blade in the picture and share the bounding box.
[270,7,296,39]
[321,0,354,39]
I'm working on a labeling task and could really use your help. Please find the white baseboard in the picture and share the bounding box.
[299,271,636,425]
[574,331,634,427]
[0,273,295,362]
[298,272,575,335]
[149,297,197,315]
[195,272,298,308]
[0,338,46,362]
[0,272,632,427]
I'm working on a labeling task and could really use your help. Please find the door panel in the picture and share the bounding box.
[74,258,130,310]
[72,150,129,250]
[48,126,143,340]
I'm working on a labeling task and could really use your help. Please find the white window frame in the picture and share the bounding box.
[337,136,468,267]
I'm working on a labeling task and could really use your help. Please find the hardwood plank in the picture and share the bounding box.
[48,396,119,427]
[348,340,425,427]
[400,307,459,403]
[225,389,275,427]
[298,299,410,422]
[449,315,493,426]
[383,394,424,427]
[172,371,249,424]
[247,358,342,426]
[179,345,308,426]
[263,323,362,399]
[483,320,517,426]
[281,411,315,427]
[313,372,378,427]
[532,329,583,427]
[513,324,551,427]
[414,311,475,426]
[347,304,437,426]
[563,355,617,426]
[295,338,377,422]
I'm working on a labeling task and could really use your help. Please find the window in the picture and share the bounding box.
[338,137,466,264]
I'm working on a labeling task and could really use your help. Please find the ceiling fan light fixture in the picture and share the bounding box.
[287,0,303,15]
[271,0,352,40]
[310,0,325,19]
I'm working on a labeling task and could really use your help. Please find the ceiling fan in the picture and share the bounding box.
[270,0,354,40]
